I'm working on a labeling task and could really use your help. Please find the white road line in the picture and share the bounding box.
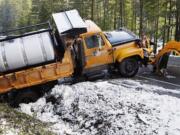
[137,75,180,88]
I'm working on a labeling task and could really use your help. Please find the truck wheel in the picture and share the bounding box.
[118,58,139,77]
[13,90,39,107]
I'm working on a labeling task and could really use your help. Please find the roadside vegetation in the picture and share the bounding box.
[0,103,54,135]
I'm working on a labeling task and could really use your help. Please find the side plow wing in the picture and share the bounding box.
[153,41,180,74]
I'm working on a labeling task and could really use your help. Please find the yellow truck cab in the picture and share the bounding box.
[77,22,144,77]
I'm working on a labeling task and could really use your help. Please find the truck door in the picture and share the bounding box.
[83,33,113,69]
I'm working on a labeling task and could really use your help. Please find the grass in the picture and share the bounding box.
[0,103,55,135]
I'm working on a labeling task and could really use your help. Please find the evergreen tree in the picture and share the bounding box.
[0,0,178,42]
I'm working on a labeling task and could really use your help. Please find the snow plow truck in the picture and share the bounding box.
[0,10,179,105]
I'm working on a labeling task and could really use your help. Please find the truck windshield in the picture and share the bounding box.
[105,30,138,46]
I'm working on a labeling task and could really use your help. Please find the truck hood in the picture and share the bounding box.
[105,30,139,46]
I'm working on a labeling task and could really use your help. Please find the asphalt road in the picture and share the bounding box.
[101,65,180,91]
[137,65,180,90]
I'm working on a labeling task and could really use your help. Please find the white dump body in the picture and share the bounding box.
[0,32,55,72]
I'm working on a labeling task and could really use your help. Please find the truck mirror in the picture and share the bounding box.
[97,35,102,50]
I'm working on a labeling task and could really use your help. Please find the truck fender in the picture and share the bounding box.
[116,50,144,63]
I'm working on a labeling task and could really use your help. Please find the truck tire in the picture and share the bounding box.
[118,58,139,77]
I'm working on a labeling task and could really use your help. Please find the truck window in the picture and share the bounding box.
[85,35,105,49]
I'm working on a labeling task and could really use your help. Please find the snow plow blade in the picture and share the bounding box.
[167,55,180,75]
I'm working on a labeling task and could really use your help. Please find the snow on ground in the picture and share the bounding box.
[166,75,176,79]
[19,79,180,135]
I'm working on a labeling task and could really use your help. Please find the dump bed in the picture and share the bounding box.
[0,9,87,94]
[0,48,74,94]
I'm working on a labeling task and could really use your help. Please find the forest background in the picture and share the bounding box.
[0,0,180,48]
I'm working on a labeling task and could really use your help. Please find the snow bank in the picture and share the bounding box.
[19,79,180,135]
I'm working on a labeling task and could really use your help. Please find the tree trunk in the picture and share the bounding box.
[114,0,118,29]
[103,0,107,29]
[132,0,137,33]
[175,0,180,41]
[167,0,172,41]
[119,0,125,28]
[91,0,95,20]
[154,0,159,54]
[139,0,143,37]
[163,15,167,46]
